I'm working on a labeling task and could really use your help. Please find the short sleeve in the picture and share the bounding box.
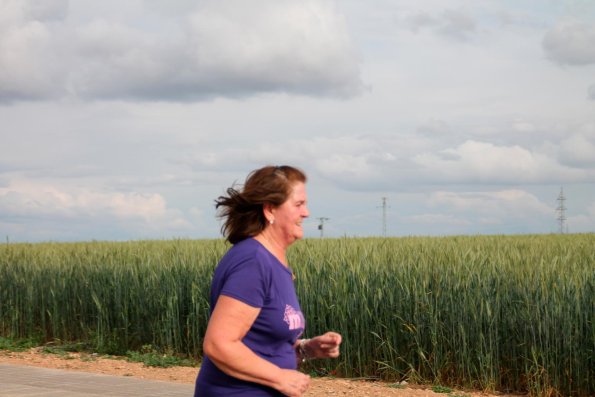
[219,253,269,308]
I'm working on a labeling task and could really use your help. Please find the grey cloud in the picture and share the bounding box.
[0,1,69,103]
[406,12,437,32]
[26,0,69,22]
[543,19,595,65]
[0,0,363,103]
[405,9,476,40]
[558,134,595,167]
[183,133,595,191]
[439,9,476,39]
[180,135,417,190]
[142,0,198,16]
[0,0,68,23]
[416,119,451,137]
[0,161,19,175]
[589,84,595,100]
[143,0,200,17]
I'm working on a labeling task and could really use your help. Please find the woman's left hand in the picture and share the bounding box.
[305,332,342,359]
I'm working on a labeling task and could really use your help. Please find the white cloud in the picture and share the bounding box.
[181,135,414,189]
[0,181,193,235]
[414,140,592,184]
[405,213,470,226]
[180,133,595,191]
[428,189,553,219]
[567,201,595,233]
[396,189,560,236]
[543,19,595,65]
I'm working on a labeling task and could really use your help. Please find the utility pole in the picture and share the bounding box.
[556,187,567,234]
[317,217,330,238]
[378,197,388,237]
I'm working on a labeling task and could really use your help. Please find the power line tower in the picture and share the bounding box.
[378,197,388,237]
[317,217,330,238]
[556,187,567,234]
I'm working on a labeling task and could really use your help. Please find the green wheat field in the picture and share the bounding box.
[1,234,593,396]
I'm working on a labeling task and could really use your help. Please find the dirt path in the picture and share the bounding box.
[0,348,518,397]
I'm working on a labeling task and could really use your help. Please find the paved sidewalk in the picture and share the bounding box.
[0,363,194,396]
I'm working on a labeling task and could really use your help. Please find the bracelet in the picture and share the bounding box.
[297,338,311,363]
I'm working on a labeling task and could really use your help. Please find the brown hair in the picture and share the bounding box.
[215,165,307,244]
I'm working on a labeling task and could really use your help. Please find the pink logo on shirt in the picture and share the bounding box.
[283,304,305,330]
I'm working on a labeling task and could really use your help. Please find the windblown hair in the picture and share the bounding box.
[215,165,307,244]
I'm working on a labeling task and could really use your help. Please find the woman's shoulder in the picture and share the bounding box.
[215,238,276,287]
[220,238,269,269]
[227,237,260,257]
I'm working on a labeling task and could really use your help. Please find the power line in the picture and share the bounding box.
[556,187,567,234]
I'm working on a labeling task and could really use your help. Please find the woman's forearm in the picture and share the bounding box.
[295,333,342,361]
[201,295,311,395]
[204,338,284,389]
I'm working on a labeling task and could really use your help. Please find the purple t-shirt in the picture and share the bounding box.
[194,238,306,396]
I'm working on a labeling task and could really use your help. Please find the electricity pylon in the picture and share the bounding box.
[317,217,330,238]
[379,197,388,237]
[556,187,567,234]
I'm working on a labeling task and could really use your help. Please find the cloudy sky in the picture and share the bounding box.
[1,0,594,242]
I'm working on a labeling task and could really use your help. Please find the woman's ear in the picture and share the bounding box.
[263,203,275,224]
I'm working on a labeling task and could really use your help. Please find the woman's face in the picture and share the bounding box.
[271,181,310,245]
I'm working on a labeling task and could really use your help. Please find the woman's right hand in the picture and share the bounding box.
[276,369,311,397]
